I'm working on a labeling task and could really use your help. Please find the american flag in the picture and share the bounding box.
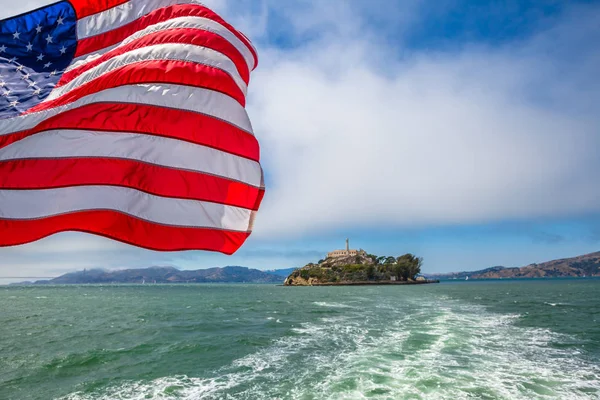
[0,0,264,254]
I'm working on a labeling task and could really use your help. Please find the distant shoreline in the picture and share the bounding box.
[285,279,440,287]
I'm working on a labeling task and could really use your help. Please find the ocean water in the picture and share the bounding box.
[1,280,599,400]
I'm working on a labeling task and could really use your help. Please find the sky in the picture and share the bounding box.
[1,0,599,282]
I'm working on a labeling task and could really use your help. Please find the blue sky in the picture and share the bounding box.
[1,0,599,281]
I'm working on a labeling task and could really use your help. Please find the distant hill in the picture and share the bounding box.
[264,268,298,277]
[423,266,505,280]
[15,266,284,285]
[424,251,600,280]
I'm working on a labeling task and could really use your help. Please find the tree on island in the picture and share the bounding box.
[394,253,423,280]
[367,264,376,280]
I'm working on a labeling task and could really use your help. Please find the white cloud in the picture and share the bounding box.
[235,1,600,237]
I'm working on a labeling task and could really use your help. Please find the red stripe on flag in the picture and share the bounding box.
[69,0,130,19]
[253,184,266,211]
[28,59,246,115]
[1,103,260,162]
[62,28,250,86]
[0,211,251,253]
[0,158,264,210]
[75,3,259,69]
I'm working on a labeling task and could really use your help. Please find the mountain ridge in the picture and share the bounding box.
[424,251,600,279]
[12,266,284,285]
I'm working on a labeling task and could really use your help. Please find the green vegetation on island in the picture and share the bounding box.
[284,252,438,286]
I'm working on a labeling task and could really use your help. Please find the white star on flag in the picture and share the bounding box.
[35,25,42,34]
[57,16,64,25]
[45,34,53,44]
[26,43,33,52]
[13,31,20,40]
[37,53,44,61]
[44,62,52,68]
[0,45,6,52]
[9,100,19,107]
[59,46,67,54]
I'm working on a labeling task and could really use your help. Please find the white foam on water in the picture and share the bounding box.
[62,296,600,400]
[313,301,354,308]
[544,302,572,307]
[335,300,599,400]
[61,375,243,400]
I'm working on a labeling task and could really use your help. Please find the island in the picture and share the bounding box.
[284,239,439,286]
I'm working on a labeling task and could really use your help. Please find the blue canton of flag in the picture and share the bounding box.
[0,2,77,119]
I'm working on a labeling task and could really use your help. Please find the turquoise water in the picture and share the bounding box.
[1,280,599,399]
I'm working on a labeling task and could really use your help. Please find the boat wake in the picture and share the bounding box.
[62,297,600,400]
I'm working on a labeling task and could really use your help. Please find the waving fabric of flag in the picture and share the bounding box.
[0,0,264,254]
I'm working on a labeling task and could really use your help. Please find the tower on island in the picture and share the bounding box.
[327,239,366,259]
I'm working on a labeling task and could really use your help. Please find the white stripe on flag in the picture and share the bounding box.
[49,43,248,101]
[0,186,253,231]
[69,16,256,74]
[0,129,263,187]
[69,47,117,71]
[120,16,256,72]
[78,0,198,39]
[0,84,253,136]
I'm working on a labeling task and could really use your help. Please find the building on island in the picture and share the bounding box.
[327,239,367,258]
